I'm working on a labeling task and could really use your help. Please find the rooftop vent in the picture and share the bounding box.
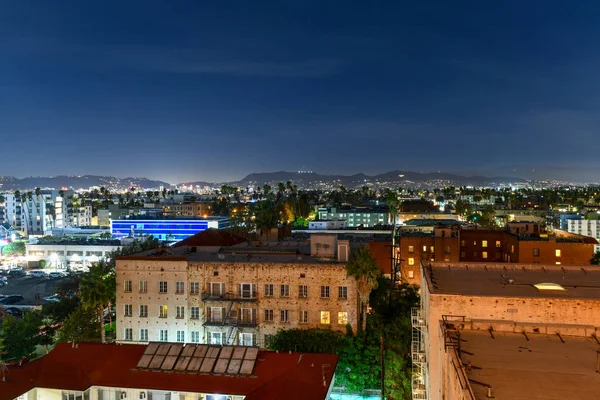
[534,282,566,291]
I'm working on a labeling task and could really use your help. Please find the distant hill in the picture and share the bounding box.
[236,170,526,188]
[0,175,172,191]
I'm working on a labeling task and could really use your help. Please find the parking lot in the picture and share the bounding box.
[0,275,75,306]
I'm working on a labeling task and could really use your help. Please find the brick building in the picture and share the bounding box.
[163,202,212,218]
[116,232,358,347]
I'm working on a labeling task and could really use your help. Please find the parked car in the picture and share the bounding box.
[28,270,47,278]
[3,307,23,317]
[0,295,24,305]
[0,280,6,287]
[43,294,61,303]
[8,268,26,277]
[48,272,67,279]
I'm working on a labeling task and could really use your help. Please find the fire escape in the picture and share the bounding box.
[411,307,428,400]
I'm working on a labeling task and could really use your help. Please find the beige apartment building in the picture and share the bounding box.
[116,233,358,347]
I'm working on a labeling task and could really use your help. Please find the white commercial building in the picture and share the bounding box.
[567,218,600,252]
[26,240,122,270]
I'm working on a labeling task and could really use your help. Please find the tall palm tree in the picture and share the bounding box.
[80,261,115,343]
[347,246,381,333]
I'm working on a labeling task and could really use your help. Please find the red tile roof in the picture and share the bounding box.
[172,228,247,248]
[0,343,338,400]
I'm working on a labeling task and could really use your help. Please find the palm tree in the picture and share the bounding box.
[254,200,278,238]
[347,246,381,333]
[80,261,115,343]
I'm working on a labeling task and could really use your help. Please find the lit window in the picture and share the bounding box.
[320,311,330,324]
[422,245,427,252]
[408,246,414,253]
[430,246,435,253]
[159,305,168,318]
[482,252,488,259]
[555,249,561,257]
[496,241,501,248]
[482,240,488,248]
[408,258,415,266]
[338,312,348,325]
[408,271,414,279]
[511,245,514,253]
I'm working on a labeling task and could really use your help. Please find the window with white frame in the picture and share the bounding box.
[176,305,185,319]
[140,328,148,342]
[159,329,168,342]
[320,311,330,324]
[124,328,132,341]
[159,281,168,294]
[210,332,222,345]
[320,286,330,299]
[280,310,289,322]
[240,283,255,298]
[124,280,132,293]
[264,309,274,322]
[159,305,168,318]
[239,332,254,346]
[190,281,200,295]
[280,284,290,297]
[175,281,185,294]
[210,282,223,296]
[124,304,132,317]
[264,283,274,297]
[191,331,200,343]
[176,330,185,342]
[338,286,348,299]
[190,306,200,319]
[299,310,308,323]
[298,284,308,298]
[139,305,148,318]
[139,280,147,293]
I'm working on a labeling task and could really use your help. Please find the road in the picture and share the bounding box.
[0,275,72,305]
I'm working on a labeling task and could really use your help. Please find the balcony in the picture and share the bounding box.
[201,291,258,302]
[203,316,258,327]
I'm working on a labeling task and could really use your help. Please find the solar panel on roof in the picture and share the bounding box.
[181,346,196,357]
[144,343,160,355]
[136,354,154,369]
[232,347,246,359]
[220,346,234,359]
[194,345,209,358]
[156,344,171,356]
[168,344,183,356]
[213,358,229,374]
[200,356,217,373]
[206,346,221,358]
[149,355,166,369]
[174,356,191,371]
[161,355,179,370]
[226,359,242,375]
[239,359,256,375]
[186,356,204,372]
[244,347,258,361]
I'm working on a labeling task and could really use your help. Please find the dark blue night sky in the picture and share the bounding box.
[1,1,599,182]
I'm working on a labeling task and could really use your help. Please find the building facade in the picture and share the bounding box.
[318,206,388,228]
[163,202,212,218]
[26,240,122,270]
[110,217,230,241]
[116,241,358,347]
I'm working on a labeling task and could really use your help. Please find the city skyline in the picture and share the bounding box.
[2,2,600,182]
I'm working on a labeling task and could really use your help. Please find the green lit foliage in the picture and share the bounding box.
[56,306,101,343]
[0,312,43,363]
[1,241,26,256]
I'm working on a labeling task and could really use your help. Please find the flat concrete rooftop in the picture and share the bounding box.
[425,262,600,300]
[460,329,600,399]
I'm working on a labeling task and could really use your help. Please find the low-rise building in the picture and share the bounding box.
[308,220,347,230]
[116,230,358,346]
[317,206,388,228]
[163,202,212,218]
[111,216,230,241]
[25,239,122,270]
[1,342,338,400]
[414,261,600,400]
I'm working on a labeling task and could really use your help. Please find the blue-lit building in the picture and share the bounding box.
[110,217,230,241]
